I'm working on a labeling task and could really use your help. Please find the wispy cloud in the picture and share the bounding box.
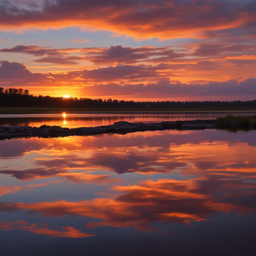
[69,39,91,43]
[0,220,93,238]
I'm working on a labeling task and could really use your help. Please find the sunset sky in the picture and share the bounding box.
[0,0,255,100]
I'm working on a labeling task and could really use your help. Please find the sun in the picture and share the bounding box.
[63,95,70,99]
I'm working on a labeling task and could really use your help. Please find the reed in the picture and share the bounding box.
[217,115,256,126]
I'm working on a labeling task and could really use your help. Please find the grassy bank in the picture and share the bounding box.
[1,107,256,114]
[217,115,256,125]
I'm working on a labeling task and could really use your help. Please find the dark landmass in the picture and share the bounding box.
[1,116,256,140]
[2,107,256,114]
[1,87,256,111]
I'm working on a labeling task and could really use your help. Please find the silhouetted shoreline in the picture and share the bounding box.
[1,87,256,111]
[1,108,256,115]
[1,118,255,140]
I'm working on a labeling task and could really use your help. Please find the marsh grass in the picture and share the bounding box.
[49,127,57,134]
[220,127,252,134]
[216,115,256,126]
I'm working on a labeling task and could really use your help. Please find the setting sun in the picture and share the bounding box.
[0,0,256,255]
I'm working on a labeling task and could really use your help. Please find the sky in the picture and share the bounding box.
[0,0,255,101]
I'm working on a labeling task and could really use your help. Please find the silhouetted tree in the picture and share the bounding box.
[24,90,29,95]
[0,87,256,109]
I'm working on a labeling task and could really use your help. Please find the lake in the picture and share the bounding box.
[0,128,256,256]
[0,110,256,128]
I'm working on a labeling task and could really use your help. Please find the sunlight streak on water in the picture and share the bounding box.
[1,111,256,128]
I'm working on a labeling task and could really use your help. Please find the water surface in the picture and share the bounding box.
[0,111,256,128]
[0,129,256,255]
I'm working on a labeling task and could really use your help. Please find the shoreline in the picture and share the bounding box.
[2,110,256,115]
[1,108,256,114]
[1,119,255,140]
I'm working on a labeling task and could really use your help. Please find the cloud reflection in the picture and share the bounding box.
[0,176,255,231]
[0,131,256,235]
[0,221,93,238]
[0,181,58,196]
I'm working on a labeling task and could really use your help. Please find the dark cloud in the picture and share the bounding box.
[0,61,45,83]
[0,61,32,79]
[0,45,184,65]
[0,168,61,181]
[0,45,86,65]
[0,42,255,66]
[191,43,256,57]
[0,59,255,99]
[0,0,255,40]
[0,51,255,98]
[80,78,256,99]
[84,45,184,65]
[80,64,170,82]
[0,45,56,56]
[33,56,85,65]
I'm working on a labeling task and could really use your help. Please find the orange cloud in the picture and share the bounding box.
[226,55,256,60]
[0,0,255,40]
[0,58,256,100]
[0,2,255,100]
[0,221,93,238]
[0,168,122,185]
[0,182,58,196]
[0,40,256,100]
[69,39,91,43]
[2,175,253,231]
[57,173,122,185]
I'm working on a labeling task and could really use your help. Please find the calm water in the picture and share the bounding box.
[0,129,256,256]
[0,111,256,128]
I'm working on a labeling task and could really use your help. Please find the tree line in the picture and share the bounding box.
[1,87,256,109]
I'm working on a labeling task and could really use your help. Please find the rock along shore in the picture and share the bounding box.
[0,120,256,140]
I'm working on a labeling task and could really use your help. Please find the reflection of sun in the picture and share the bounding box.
[63,112,66,118]
[63,95,70,99]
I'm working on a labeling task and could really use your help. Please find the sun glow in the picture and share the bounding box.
[63,95,70,99]
[63,112,67,118]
